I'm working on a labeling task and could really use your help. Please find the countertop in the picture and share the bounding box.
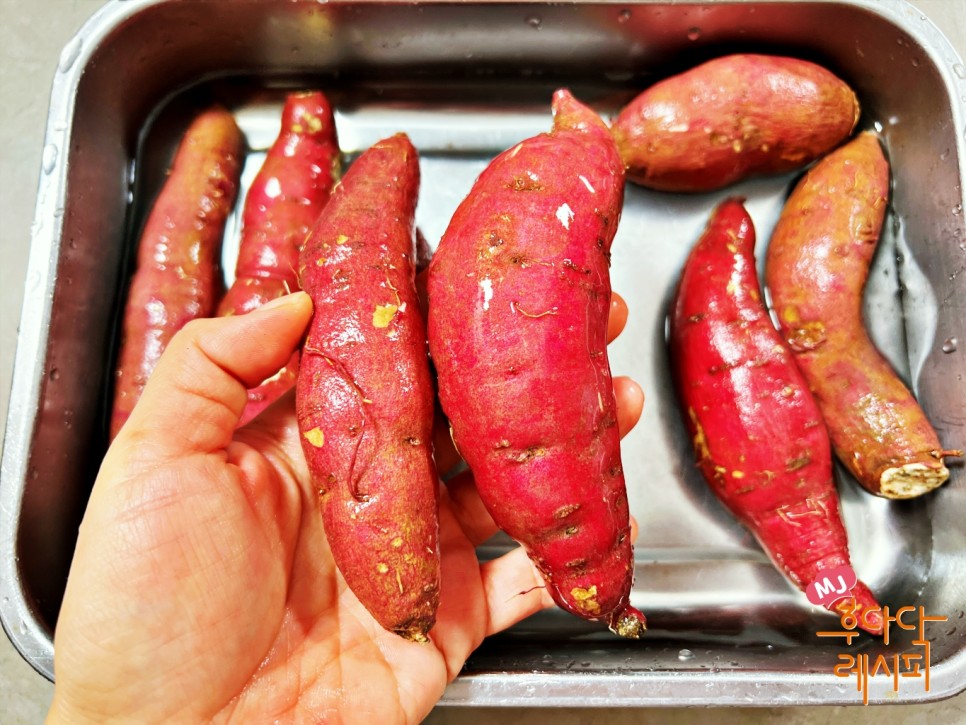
[2,1,964,722]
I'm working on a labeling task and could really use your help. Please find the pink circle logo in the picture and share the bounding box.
[805,565,858,609]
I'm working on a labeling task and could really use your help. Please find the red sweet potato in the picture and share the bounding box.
[110,107,243,439]
[668,198,882,634]
[611,54,860,192]
[219,91,340,426]
[427,90,646,638]
[296,133,439,640]
[765,132,961,498]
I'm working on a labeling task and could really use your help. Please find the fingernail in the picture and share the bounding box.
[258,291,309,313]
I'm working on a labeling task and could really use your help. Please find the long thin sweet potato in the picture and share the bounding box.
[296,134,439,641]
[765,132,961,498]
[427,90,646,638]
[110,107,243,439]
[668,198,882,634]
[219,91,340,426]
[611,54,860,192]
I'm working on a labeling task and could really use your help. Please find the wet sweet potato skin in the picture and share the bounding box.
[427,90,645,636]
[219,91,340,426]
[611,54,860,192]
[765,132,957,498]
[296,134,439,640]
[669,199,881,634]
[110,107,243,439]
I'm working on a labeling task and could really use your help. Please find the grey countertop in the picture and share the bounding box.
[2,1,965,722]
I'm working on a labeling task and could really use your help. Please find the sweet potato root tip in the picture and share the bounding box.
[879,462,951,500]
[394,617,434,643]
[609,605,647,639]
[832,582,884,636]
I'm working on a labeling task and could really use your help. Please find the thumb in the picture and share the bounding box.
[113,291,313,460]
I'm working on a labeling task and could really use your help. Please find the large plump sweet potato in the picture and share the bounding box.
[218,91,340,426]
[110,107,243,439]
[765,132,961,498]
[611,54,860,192]
[669,198,882,634]
[296,133,439,641]
[427,90,646,638]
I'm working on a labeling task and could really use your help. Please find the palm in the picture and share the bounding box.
[202,409,497,724]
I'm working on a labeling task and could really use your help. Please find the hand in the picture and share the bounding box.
[49,291,644,723]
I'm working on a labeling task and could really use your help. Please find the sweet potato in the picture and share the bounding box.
[110,107,243,439]
[295,134,439,640]
[765,132,961,498]
[668,198,882,634]
[219,91,340,426]
[427,89,646,638]
[611,54,860,192]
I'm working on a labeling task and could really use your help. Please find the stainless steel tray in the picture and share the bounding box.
[2,0,965,707]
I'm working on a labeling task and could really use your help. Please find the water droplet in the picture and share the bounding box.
[678,648,695,661]
[18,619,27,635]
[766,644,775,651]
[29,468,39,480]
[617,8,631,23]
[954,63,966,79]
[888,115,900,126]
[526,15,541,28]
[730,660,739,666]
[41,144,58,174]
[2,596,8,605]
[942,337,958,353]
[911,57,920,67]
[941,148,950,161]
[953,203,963,216]
[874,120,884,132]
[58,36,83,73]
[687,27,702,41]
[50,368,60,381]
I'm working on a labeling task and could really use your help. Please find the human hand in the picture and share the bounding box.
[49,291,644,723]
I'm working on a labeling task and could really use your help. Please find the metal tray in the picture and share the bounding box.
[2,0,965,707]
